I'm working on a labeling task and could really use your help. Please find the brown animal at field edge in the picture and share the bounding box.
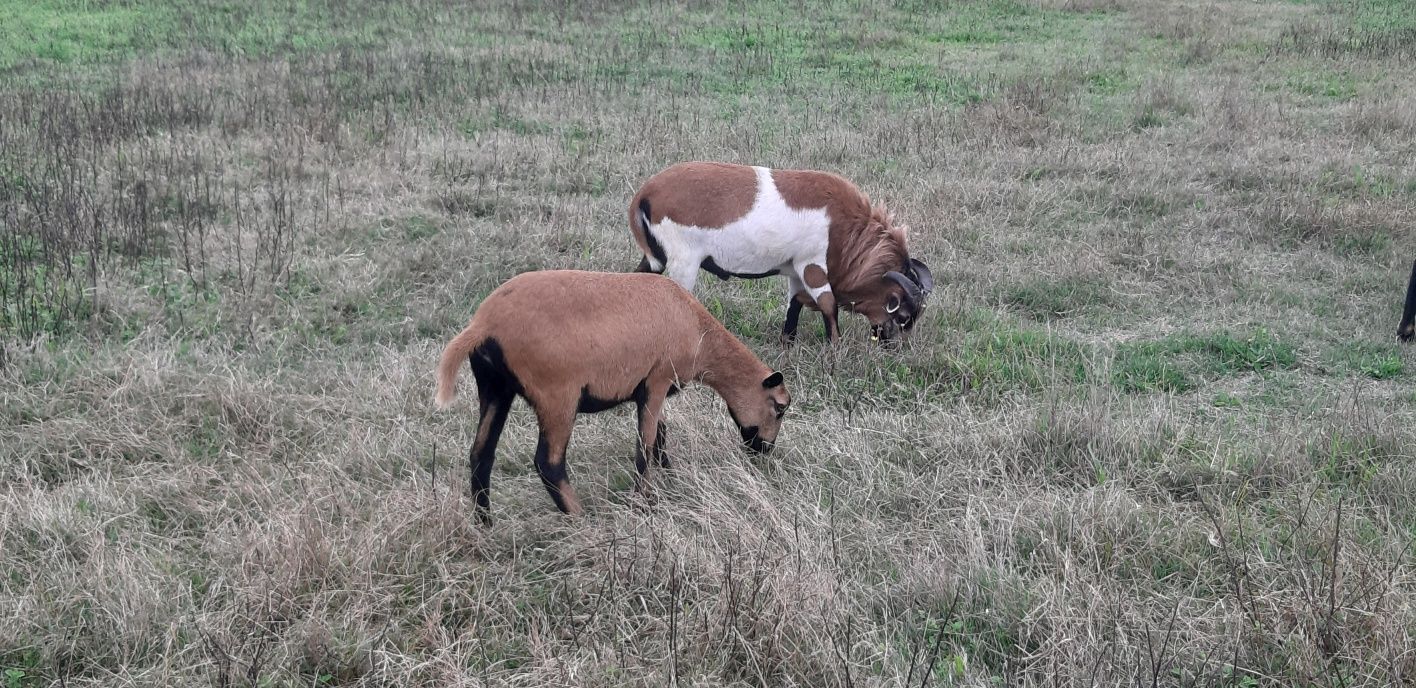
[629,161,934,344]
[435,270,791,522]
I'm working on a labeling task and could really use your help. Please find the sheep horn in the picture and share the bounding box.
[884,271,924,309]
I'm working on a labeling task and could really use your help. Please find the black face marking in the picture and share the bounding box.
[771,398,787,420]
[700,256,780,281]
[871,323,904,346]
[639,198,667,266]
[728,407,772,454]
[739,424,769,453]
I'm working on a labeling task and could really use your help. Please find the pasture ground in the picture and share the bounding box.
[4,0,1416,685]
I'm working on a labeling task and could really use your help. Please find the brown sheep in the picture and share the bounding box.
[435,270,791,521]
[629,161,933,343]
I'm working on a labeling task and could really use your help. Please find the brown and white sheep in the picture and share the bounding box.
[435,270,791,521]
[629,161,934,343]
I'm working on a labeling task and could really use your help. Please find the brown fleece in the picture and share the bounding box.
[628,162,758,259]
[626,162,918,337]
[771,168,911,304]
[802,263,829,289]
[435,270,790,517]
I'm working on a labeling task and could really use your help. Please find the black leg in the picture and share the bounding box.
[633,399,650,480]
[818,292,839,342]
[1400,259,1416,342]
[535,434,561,511]
[634,433,650,482]
[469,396,511,525]
[633,395,667,499]
[534,429,582,515]
[783,297,804,340]
[653,420,669,469]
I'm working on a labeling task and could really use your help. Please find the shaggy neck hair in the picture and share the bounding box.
[827,203,910,302]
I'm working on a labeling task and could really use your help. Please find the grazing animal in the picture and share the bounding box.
[1400,260,1416,342]
[629,161,934,343]
[435,270,791,522]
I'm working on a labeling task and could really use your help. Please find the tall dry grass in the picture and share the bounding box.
[4,0,1416,685]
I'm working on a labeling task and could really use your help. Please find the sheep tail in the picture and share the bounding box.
[435,321,484,409]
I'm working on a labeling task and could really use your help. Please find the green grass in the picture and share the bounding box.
[458,110,553,139]
[645,0,1118,104]
[960,321,1089,390]
[1329,341,1406,379]
[1347,0,1416,33]
[0,0,166,69]
[1001,275,1111,320]
[1286,67,1360,100]
[1113,329,1299,394]
[1114,346,1195,394]
[1273,0,1416,57]
[0,0,474,72]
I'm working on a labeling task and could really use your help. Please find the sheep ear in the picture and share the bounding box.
[909,258,934,296]
[762,371,784,389]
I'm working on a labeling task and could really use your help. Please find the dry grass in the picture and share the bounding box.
[4,0,1416,685]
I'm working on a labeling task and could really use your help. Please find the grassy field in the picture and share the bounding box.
[3,0,1416,685]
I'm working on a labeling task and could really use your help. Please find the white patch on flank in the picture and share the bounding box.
[648,166,832,299]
